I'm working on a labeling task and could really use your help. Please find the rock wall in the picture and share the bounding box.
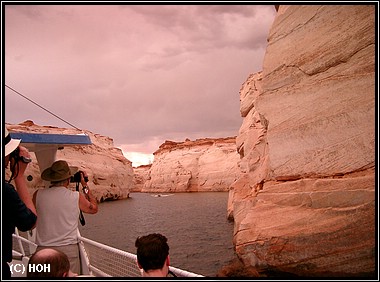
[143,137,241,192]
[6,120,134,202]
[132,164,151,192]
[230,5,375,277]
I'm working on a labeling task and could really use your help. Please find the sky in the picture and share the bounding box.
[3,3,277,167]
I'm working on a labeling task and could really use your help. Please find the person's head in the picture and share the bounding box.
[41,160,78,187]
[135,233,170,277]
[27,248,76,277]
[4,127,21,167]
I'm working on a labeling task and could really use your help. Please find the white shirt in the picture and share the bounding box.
[35,186,80,246]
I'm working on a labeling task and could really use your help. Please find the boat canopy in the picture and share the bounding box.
[10,132,91,150]
[10,132,92,179]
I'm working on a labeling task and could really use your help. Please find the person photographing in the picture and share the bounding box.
[3,127,37,279]
[32,160,98,274]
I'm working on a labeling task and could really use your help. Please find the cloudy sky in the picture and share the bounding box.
[4,4,276,166]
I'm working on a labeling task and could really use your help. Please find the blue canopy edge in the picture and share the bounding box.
[10,132,92,146]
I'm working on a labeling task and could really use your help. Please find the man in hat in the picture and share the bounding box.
[32,160,98,274]
[3,127,37,279]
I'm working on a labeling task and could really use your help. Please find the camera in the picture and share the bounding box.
[10,147,32,163]
[70,171,89,183]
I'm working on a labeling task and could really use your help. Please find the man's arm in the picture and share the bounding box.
[13,146,37,219]
[79,188,98,214]
[78,171,98,214]
[14,174,37,218]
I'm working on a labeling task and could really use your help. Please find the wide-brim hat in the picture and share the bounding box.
[5,127,21,157]
[41,160,78,182]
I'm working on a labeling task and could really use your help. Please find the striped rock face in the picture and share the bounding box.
[143,137,241,193]
[230,5,375,278]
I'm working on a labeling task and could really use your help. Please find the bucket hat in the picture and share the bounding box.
[5,127,21,157]
[41,160,78,182]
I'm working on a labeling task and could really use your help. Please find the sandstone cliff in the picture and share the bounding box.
[229,5,375,277]
[6,120,134,202]
[142,137,241,192]
[133,164,151,192]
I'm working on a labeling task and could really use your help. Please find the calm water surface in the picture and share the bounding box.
[79,192,236,277]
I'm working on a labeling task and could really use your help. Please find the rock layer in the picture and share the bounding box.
[143,138,241,192]
[132,164,151,192]
[230,5,375,277]
[6,120,134,202]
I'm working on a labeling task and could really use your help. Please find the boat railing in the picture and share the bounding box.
[12,229,37,258]
[12,229,204,278]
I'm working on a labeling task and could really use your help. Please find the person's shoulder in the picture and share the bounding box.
[66,188,80,199]
[4,182,17,196]
[51,187,78,194]
[4,181,14,189]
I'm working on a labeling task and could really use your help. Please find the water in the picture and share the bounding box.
[78,192,236,277]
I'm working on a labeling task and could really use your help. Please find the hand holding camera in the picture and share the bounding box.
[70,171,89,183]
[11,147,32,164]
[70,170,91,194]
[8,146,32,183]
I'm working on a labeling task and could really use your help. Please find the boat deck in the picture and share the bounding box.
[11,230,203,278]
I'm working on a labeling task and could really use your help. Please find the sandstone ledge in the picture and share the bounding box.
[6,120,134,202]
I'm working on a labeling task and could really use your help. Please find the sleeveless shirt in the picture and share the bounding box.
[35,186,80,246]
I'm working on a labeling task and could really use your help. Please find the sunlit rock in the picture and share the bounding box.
[132,164,151,192]
[230,5,375,277]
[143,137,241,192]
[6,120,134,202]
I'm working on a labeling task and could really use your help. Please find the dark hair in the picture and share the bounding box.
[27,248,70,277]
[135,233,169,272]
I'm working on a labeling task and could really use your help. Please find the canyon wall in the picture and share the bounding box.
[6,120,134,202]
[133,164,151,192]
[230,5,375,277]
[143,138,240,192]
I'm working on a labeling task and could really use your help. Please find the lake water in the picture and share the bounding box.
[78,192,236,277]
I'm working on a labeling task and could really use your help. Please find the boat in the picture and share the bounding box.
[152,193,174,198]
[8,131,203,278]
